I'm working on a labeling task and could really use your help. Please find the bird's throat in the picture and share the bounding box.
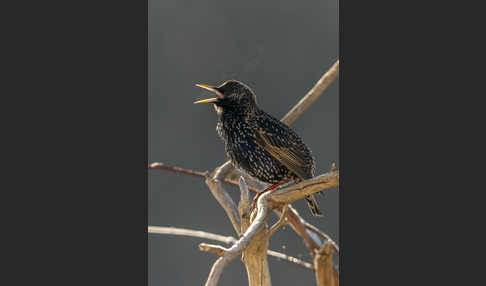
[213,104,223,117]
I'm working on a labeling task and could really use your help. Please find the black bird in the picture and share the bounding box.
[194,80,323,216]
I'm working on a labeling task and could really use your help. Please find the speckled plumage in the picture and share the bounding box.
[196,80,322,216]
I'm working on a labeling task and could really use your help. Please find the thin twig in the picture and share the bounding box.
[148,226,236,244]
[148,225,313,270]
[266,250,313,271]
[205,171,242,236]
[149,162,208,177]
[149,162,259,194]
[268,204,289,238]
[304,223,339,253]
[284,205,321,252]
[281,60,339,125]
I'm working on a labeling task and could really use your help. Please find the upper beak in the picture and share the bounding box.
[194,83,223,104]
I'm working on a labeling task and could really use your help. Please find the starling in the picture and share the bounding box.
[194,80,323,216]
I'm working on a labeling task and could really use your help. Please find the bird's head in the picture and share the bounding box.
[194,80,257,114]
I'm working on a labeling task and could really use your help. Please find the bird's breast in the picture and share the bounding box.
[215,116,292,184]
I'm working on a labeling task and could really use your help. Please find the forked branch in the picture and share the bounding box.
[203,191,273,286]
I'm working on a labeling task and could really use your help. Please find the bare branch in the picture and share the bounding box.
[204,191,272,286]
[284,206,322,252]
[148,225,313,271]
[266,250,314,271]
[269,171,339,205]
[238,177,251,211]
[205,256,229,286]
[149,162,259,193]
[149,163,333,277]
[225,168,265,191]
[148,164,339,253]
[240,192,272,286]
[267,204,289,238]
[281,60,339,125]
[199,243,227,256]
[238,177,252,233]
[212,161,234,179]
[148,226,236,244]
[148,161,340,259]
[304,223,339,253]
[149,162,208,177]
[149,164,340,278]
[205,172,242,236]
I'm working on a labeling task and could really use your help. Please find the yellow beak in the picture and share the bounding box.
[194,83,224,104]
[193,97,219,104]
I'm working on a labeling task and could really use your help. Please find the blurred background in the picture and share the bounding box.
[149,0,338,285]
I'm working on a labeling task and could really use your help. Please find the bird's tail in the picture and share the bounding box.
[305,195,323,216]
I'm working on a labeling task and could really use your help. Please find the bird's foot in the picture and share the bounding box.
[251,182,283,208]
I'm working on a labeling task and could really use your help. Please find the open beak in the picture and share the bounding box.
[194,83,223,104]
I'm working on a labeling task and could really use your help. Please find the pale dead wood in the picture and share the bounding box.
[149,162,208,178]
[267,204,289,238]
[238,177,252,233]
[148,225,313,271]
[314,243,338,286]
[149,166,339,284]
[204,191,273,286]
[148,226,236,244]
[148,163,339,261]
[149,162,259,194]
[247,171,340,265]
[241,217,271,286]
[278,205,321,252]
[149,161,338,254]
[269,171,339,205]
[202,168,343,286]
[266,250,313,271]
[205,165,242,236]
[238,178,272,286]
[304,223,339,253]
[205,257,228,286]
[199,243,227,256]
[148,162,339,254]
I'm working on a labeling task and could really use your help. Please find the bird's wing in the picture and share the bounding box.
[254,122,310,180]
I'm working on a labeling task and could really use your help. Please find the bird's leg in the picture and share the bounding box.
[251,182,283,207]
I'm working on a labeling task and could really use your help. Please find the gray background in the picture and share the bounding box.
[149,0,338,285]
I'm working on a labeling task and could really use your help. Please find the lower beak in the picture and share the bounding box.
[194,97,219,104]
